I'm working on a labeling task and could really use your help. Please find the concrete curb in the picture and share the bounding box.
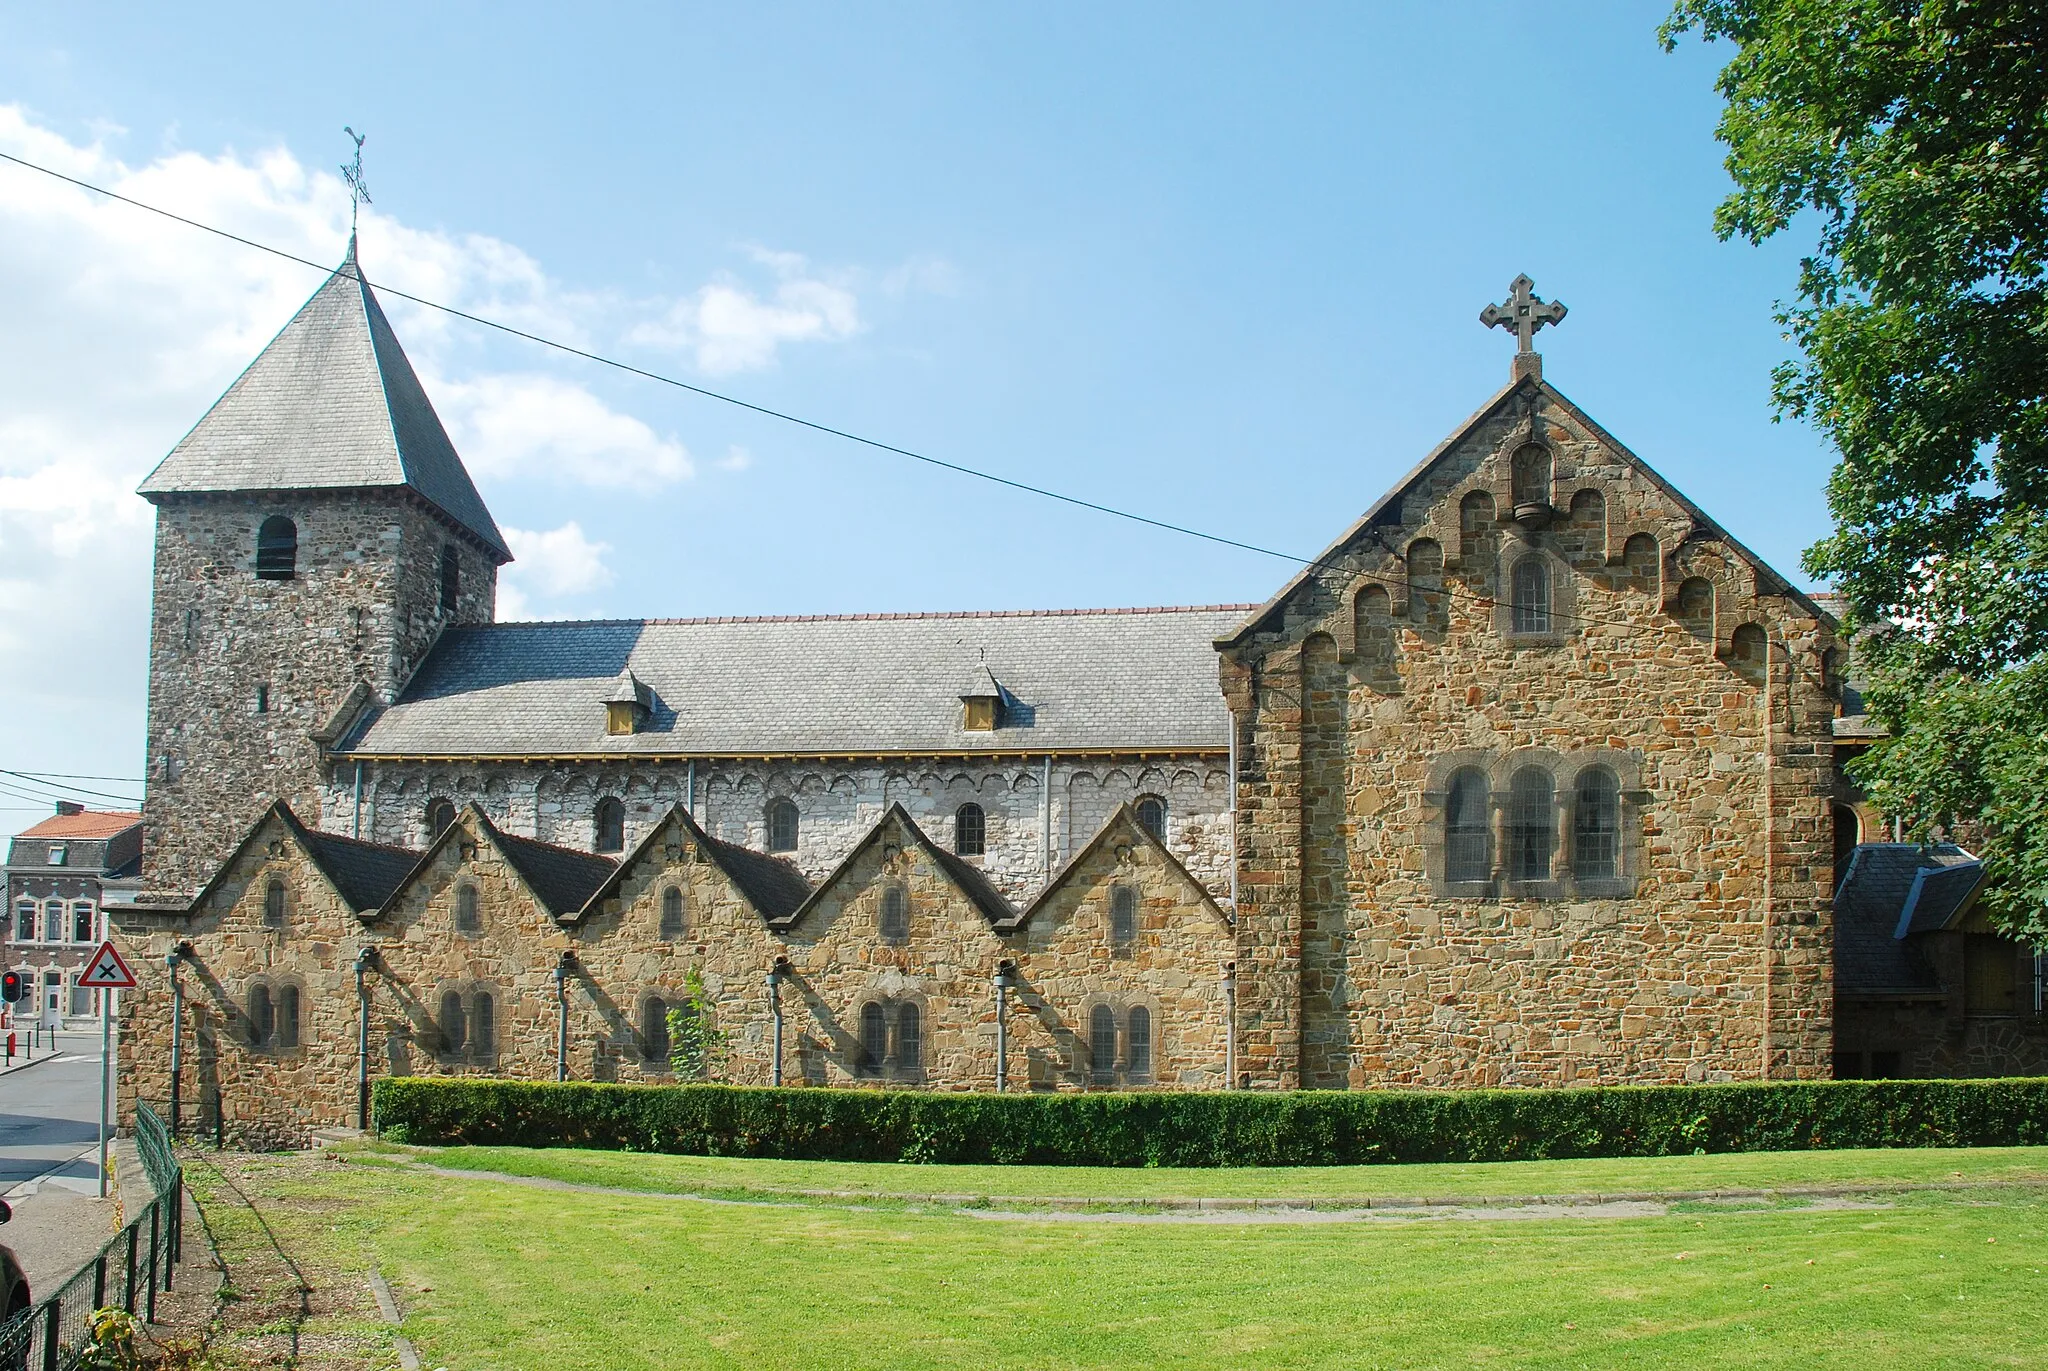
[367,1272,423,1371]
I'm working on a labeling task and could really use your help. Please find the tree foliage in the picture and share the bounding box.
[1663,0,2048,938]
[666,966,728,1082]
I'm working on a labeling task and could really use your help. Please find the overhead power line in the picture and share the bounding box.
[0,770,144,806]
[0,148,1825,656]
[5,769,147,784]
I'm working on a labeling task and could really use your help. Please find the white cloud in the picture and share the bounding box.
[498,522,614,620]
[434,372,692,487]
[716,445,754,472]
[631,247,860,374]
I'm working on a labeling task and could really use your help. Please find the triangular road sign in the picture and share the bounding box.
[79,940,137,990]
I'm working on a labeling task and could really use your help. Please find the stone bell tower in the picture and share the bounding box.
[135,238,513,897]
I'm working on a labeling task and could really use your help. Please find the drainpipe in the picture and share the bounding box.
[766,959,788,1086]
[1040,756,1052,883]
[1761,637,1783,1083]
[165,946,186,1139]
[352,761,364,839]
[1222,961,1237,1089]
[687,760,697,818]
[993,961,1015,1092]
[1227,715,1239,911]
[354,947,376,1130]
[553,951,576,1081]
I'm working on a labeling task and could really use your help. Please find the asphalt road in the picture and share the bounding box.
[0,1032,110,1196]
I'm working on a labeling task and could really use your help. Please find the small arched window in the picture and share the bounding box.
[1445,769,1491,884]
[594,797,625,853]
[1459,490,1495,561]
[439,989,467,1056]
[858,1001,888,1075]
[1510,558,1551,635]
[879,884,909,942]
[767,798,799,853]
[439,544,461,614]
[1134,796,1166,841]
[455,884,481,933]
[1406,538,1445,625]
[660,886,685,939]
[1676,577,1715,638]
[277,984,301,1051]
[1569,488,1605,530]
[255,515,297,581]
[1730,622,1769,685]
[1110,885,1137,948]
[262,879,286,929]
[1511,443,1552,509]
[1508,767,1555,884]
[426,798,456,841]
[1573,767,1620,883]
[472,992,495,1060]
[1090,1004,1118,1086]
[1833,804,1862,892]
[954,803,985,857]
[895,1003,921,1073]
[1623,532,1660,590]
[643,995,670,1063]
[247,984,274,1048]
[1127,1006,1152,1083]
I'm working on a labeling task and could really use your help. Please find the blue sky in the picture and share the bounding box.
[0,3,1828,830]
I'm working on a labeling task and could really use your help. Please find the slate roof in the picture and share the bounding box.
[137,239,510,562]
[342,606,1250,758]
[478,815,620,918]
[582,804,811,924]
[296,827,422,914]
[1833,843,1983,994]
[781,803,1016,929]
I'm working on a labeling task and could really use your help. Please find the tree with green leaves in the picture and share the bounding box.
[1663,1,2048,940]
[666,965,729,1081]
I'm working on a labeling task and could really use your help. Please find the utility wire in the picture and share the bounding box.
[0,770,143,806]
[0,147,1828,654]
[5,769,147,784]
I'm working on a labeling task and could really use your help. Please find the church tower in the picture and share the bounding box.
[136,239,512,896]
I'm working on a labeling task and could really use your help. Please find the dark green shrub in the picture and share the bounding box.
[371,1076,2048,1167]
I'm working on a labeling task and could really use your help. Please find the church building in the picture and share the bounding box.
[107,249,2047,1143]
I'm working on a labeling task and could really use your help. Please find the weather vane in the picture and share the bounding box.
[341,126,371,237]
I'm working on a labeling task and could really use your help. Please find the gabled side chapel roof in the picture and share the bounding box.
[580,803,812,924]
[185,801,420,917]
[137,238,511,562]
[780,802,1016,930]
[1217,373,1834,649]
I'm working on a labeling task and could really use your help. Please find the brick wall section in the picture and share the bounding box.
[1221,379,1839,1089]
[142,493,497,895]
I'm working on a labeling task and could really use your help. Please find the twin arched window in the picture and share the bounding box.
[439,987,495,1063]
[1089,1004,1153,1086]
[256,516,297,580]
[766,798,799,853]
[246,981,300,1051]
[1444,764,1624,889]
[594,797,625,853]
[954,803,985,856]
[857,1000,920,1076]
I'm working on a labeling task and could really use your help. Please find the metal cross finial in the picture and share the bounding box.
[1480,273,1567,354]
[340,126,372,236]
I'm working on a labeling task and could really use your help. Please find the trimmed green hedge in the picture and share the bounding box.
[372,1076,2048,1167]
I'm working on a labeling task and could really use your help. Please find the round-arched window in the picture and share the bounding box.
[594,797,625,853]
[256,515,297,581]
[766,798,799,853]
[954,803,986,857]
[1134,796,1166,841]
[1445,769,1491,884]
[879,884,909,942]
[426,798,456,841]
[1110,885,1137,947]
[1572,767,1619,882]
[455,884,481,933]
[1508,768,1555,883]
[660,886,685,939]
[1090,1004,1118,1086]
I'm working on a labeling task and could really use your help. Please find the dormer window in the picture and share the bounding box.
[46,844,67,867]
[959,663,1006,732]
[603,670,653,736]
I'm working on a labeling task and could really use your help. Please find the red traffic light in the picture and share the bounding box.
[0,971,21,1003]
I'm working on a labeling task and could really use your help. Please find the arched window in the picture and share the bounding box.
[255,515,297,581]
[1508,768,1555,883]
[954,803,985,857]
[1569,488,1605,530]
[879,884,909,942]
[247,984,274,1048]
[1406,538,1444,625]
[1511,443,1552,509]
[660,886,685,939]
[440,989,467,1057]
[643,995,670,1063]
[1731,622,1769,685]
[472,992,495,1060]
[439,544,461,614]
[263,879,286,929]
[1623,532,1660,590]
[1127,1006,1152,1083]
[1510,558,1551,635]
[1134,796,1166,841]
[1110,885,1137,948]
[594,797,625,853]
[455,884,481,933]
[1676,577,1715,638]
[858,1001,887,1076]
[1573,767,1620,882]
[1445,769,1491,884]
[277,985,301,1051]
[1090,1004,1118,1086]
[895,1003,921,1073]
[1459,490,1495,561]
[426,798,456,840]
[766,798,799,853]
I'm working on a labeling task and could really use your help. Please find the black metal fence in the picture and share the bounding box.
[0,1104,183,1371]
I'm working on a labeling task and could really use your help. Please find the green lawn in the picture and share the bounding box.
[190,1146,2048,1370]
[361,1139,2048,1204]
